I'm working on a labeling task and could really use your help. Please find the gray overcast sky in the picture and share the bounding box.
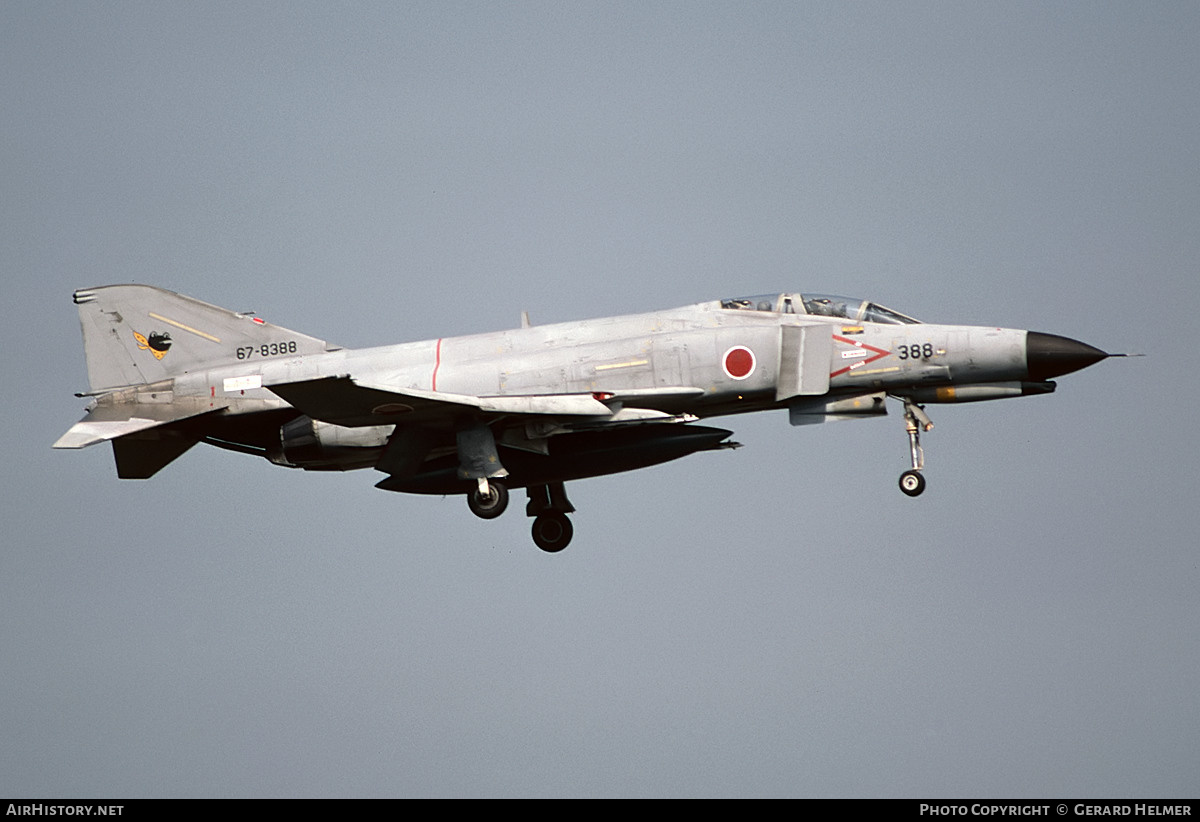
[2,1,1197,798]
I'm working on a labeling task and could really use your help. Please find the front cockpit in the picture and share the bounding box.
[719,292,921,325]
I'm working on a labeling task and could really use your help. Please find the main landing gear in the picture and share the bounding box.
[467,477,509,518]
[899,400,933,497]
[464,478,576,552]
[526,482,575,553]
[530,511,573,553]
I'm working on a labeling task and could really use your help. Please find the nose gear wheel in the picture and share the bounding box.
[899,469,926,497]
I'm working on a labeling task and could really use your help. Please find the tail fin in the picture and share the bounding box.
[72,284,338,392]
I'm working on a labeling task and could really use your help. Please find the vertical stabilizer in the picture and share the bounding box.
[71,285,337,392]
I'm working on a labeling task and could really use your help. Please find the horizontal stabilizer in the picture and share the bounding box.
[55,416,176,449]
[54,404,228,449]
[112,430,200,479]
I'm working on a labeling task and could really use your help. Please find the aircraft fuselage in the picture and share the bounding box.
[57,286,1112,551]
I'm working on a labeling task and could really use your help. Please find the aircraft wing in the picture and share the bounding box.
[265,375,624,427]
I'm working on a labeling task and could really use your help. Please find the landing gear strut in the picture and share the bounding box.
[527,482,575,552]
[899,400,933,497]
[455,425,575,551]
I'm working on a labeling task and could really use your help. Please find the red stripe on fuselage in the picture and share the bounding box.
[432,338,443,391]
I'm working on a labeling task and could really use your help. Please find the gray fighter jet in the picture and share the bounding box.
[56,286,1118,551]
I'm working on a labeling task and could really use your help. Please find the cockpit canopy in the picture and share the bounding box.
[719,292,921,325]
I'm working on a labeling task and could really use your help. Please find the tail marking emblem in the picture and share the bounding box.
[134,330,172,360]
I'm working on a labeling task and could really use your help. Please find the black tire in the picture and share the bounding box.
[899,470,926,497]
[531,512,573,553]
[467,480,509,519]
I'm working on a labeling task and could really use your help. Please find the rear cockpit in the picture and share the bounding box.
[719,292,921,325]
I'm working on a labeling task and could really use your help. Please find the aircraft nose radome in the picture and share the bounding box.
[1026,331,1109,380]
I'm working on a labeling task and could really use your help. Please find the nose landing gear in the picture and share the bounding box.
[899,400,933,497]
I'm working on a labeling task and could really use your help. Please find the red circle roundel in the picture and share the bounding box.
[722,346,756,380]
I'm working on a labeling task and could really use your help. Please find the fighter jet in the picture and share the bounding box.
[56,286,1118,551]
